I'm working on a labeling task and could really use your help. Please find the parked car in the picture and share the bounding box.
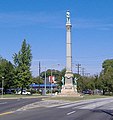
[5,90,13,94]
[82,90,92,95]
[16,90,31,95]
[5,89,15,94]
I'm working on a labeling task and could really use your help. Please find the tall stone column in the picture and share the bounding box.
[65,10,73,85]
[60,10,79,96]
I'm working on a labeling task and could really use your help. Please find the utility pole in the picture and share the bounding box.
[39,61,41,77]
[81,68,85,76]
[76,64,81,75]
[38,61,41,92]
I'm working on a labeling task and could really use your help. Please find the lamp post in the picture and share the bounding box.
[1,77,4,98]
[44,67,46,95]
[50,69,53,96]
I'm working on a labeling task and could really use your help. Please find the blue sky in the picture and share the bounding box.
[0,0,113,76]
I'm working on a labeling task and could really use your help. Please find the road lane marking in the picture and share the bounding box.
[67,111,76,115]
[0,111,14,116]
[0,102,7,105]
[79,100,113,110]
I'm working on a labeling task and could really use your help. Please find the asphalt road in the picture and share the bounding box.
[1,97,113,120]
[0,97,42,114]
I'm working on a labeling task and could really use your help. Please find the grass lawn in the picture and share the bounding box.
[0,94,41,99]
[45,94,112,101]
[0,94,112,101]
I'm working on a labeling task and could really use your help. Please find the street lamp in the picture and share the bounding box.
[50,69,52,96]
[1,77,4,98]
[44,67,46,95]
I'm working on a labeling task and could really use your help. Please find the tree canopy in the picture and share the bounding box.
[13,39,32,92]
[0,57,15,90]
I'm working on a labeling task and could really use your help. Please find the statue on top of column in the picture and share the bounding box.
[66,10,70,24]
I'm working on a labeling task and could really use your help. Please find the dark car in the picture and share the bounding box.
[5,89,15,94]
[82,90,92,95]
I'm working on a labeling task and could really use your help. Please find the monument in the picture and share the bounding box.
[60,10,79,96]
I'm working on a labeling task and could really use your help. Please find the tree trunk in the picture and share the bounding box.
[103,89,105,95]
[21,86,24,95]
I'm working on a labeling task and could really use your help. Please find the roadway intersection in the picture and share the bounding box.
[1,97,113,120]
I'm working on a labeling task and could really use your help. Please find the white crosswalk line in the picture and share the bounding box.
[80,100,113,110]
[57,99,113,110]
[57,101,91,109]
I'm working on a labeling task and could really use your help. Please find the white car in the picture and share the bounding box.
[16,90,31,95]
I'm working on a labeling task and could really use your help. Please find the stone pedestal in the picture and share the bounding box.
[60,72,80,96]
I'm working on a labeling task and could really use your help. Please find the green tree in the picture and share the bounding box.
[39,68,65,88]
[0,57,15,90]
[13,39,32,94]
[100,59,113,95]
[32,76,43,84]
[77,75,100,93]
[102,59,113,72]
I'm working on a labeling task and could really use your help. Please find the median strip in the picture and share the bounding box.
[0,111,14,116]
